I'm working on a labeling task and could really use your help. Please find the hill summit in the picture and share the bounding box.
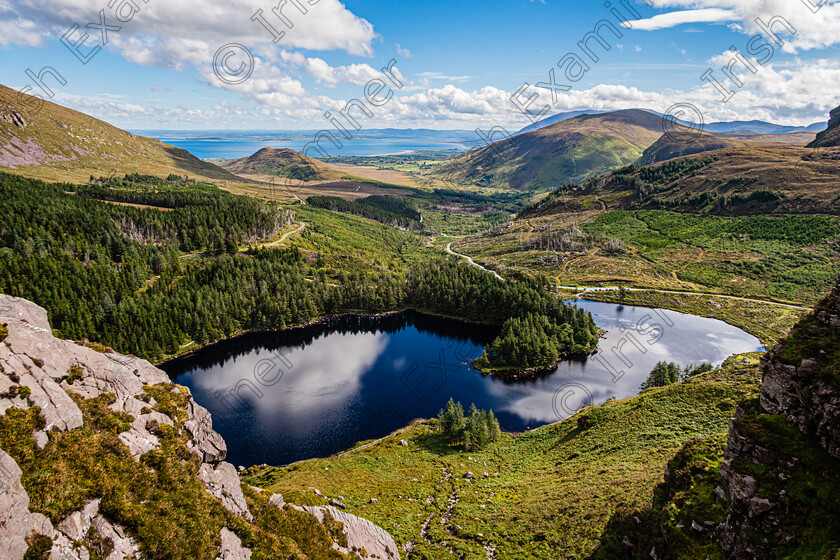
[219,147,339,182]
[431,109,667,191]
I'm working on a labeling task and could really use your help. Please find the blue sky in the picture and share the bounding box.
[2,0,839,129]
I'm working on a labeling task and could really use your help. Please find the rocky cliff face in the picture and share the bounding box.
[808,104,840,148]
[0,295,399,560]
[718,277,840,558]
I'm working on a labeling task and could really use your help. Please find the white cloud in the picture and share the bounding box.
[416,71,473,83]
[631,1,840,52]
[629,8,737,30]
[0,0,378,59]
[395,43,413,58]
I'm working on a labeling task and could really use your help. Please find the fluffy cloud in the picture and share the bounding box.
[0,0,378,59]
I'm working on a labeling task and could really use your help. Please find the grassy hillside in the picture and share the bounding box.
[640,132,743,165]
[0,84,246,184]
[244,354,762,559]
[430,110,666,191]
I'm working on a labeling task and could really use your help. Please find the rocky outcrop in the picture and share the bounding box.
[808,104,840,148]
[198,462,254,522]
[293,505,401,559]
[0,295,398,559]
[90,516,141,560]
[216,528,251,560]
[718,275,840,558]
[185,400,227,463]
[0,449,54,559]
[759,278,840,459]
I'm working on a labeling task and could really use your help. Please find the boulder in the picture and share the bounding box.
[294,505,400,559]
[216,527,251,560]
[198,462,253,522]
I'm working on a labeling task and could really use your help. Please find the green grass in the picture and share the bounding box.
[244,354,762,559]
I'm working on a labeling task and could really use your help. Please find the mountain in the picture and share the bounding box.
[808,104,840,148]
[704,119,825,135]
[517,109,825,137]
[0,295,400,559]
[0,84,245,184]
[513,110,603,135]
[640,131,744,165]
[219,147,342,182]
[432,109,667,191]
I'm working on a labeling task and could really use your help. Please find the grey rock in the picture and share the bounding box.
[295,505,400,559]
[57,499,100,541]
[329,499,346,509]
[268,493,285,509]
[50,533,91,560]
[185,400,227,463]
[91,515,141,559]
[748,497,776,518]
[32,430,48,449]
[118,410,173,460]
[0,449,54,560]
[198,462,253,522]
[216,527,251,560]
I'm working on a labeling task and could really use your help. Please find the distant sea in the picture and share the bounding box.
[131,129,476,160]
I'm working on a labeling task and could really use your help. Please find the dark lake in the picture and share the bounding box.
[161,302,764,467]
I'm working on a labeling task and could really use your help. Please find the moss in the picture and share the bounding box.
[775,310,840,389]
[23,534,52,560]
[66,365,84,385]
[0,322,8,342]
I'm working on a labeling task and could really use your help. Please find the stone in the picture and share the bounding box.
[185,400,227,463]
[57,499,100,541]
[295,505,400,559]
[748,497,776,518]
[330,499,347,509]
[198,462,253,522]
[268,493,285,508]
[216,527,251,560]
[464,472,473,479]
[369,498,378,504]
[32,430,48,449]
[399,440,408,446]
[0,449,54,560]
[313,489,323,497]
[91,516,141,559]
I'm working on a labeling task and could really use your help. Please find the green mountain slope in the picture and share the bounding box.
[0,84,246,184]
[431,109,667,191]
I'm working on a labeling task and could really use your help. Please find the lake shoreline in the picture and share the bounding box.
[155,307,501,367]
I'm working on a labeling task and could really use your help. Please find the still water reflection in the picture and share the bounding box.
[162,302,763,466]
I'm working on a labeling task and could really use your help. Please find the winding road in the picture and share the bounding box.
[445,242,505,281]
[444,241,810,311]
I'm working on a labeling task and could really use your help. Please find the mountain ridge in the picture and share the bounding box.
[0,84,248,185]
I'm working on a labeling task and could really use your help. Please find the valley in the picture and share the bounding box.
[1,75,840,560]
